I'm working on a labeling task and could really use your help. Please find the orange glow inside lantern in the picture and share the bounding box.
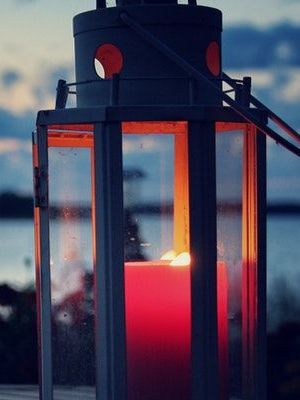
[43,121,231,400]
[122,122,191,400]
[121,122,229,400]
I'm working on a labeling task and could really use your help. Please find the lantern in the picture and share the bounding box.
[33,1,300,399]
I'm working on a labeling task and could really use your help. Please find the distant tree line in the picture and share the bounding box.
[1,191,300,219]
[0,192,33,219]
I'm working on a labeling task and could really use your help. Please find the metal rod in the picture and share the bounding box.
[66,76,192,87]
[223,72,300,145]
[251,95,300,145]
[93,122,127,400]
[121,12,300,157]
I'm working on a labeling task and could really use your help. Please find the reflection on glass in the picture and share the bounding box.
[48,146,95,398]
[123,134,174,261]
[216,128,243,400]
[122,125,191,400]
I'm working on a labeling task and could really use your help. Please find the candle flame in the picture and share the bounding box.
[160,250,191,266]
[170,252,191,267]
[160,250,177,261]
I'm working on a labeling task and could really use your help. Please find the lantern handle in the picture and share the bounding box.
[223,72,300,146]
[120,11,300,158]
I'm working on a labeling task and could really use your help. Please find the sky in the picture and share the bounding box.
[2,0,300,81]
[0,0,299,200]
[1,0,300,113]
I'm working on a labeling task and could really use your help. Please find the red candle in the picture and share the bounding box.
[125,261,191,400]
[125,260,228,400]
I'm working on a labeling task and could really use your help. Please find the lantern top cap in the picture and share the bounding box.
[74,4,222,36]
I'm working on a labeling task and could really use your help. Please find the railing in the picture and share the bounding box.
[222,72,300,146]
[55,69,300,158]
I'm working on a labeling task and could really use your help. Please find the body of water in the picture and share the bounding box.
[0,215,299,398]
[0,215,299,325]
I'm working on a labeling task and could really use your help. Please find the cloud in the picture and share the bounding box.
[223,23,300,69]
[0,139,31,154]
[0,81,38,114]
[1,70,22,88]
[228,67,300,107]
[0,62,73,192]
[0,23,298,199]
[227,69,275,89]
[33,64,73,105]
[3,24,300,116]
[0,109,34,139]
[15,0,37,3]
[0,139,32,193]
[277,69,300,102]
[0,62,73,115]
[0,157,32,193]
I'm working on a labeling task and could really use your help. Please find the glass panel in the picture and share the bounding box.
[48,129,95,399]
[122,122,191,400]
[216,125,244,400]
[123,133,174,260]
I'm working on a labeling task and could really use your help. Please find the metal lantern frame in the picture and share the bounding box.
[33,101,267,400]
[32,1,300,399]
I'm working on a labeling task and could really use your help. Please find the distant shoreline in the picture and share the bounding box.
[1,192,300,219]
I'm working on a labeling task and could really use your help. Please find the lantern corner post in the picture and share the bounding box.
[33,123,53,400]
[188,121,219,400]
[93,121,127,400]
[242,125,267,400]
[255,128,267,400]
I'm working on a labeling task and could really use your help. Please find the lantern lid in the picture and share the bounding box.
[73,5,222,36]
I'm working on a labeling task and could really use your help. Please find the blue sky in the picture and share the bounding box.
[0,0,299,200]
[1,0,300,114]
[2,0,300,82]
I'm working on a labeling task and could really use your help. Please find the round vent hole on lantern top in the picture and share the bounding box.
[206,41,221,77]
[94,43,124,79]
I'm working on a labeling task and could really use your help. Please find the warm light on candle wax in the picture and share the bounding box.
[125,259,191,400]
[125,256,229,400]
[161,250,191,266]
